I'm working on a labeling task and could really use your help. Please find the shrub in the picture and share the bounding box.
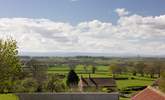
[17,78,38,93]
[43,75,66,92]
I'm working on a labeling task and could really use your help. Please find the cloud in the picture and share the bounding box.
[115,8,130,16]
[1,11,165,55]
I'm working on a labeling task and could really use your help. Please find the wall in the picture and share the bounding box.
[16,93,119,100]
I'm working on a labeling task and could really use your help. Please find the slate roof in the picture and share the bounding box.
[131,86,165,100]
[80,77,116,87]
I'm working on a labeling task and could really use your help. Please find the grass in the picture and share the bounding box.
[0,94,18,100]
[120,97,130,100]
[116,79,153,90]
[48,65,111,78]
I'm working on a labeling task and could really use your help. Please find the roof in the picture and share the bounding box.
[80,77,116,87]
[131,86,165,100]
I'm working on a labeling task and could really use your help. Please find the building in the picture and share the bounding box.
[131,86,165,100]
[79,76,117,92]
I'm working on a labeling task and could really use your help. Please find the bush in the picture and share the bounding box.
[122,86,147,91]
[43,75,66,92]
[114,77,129,80]
[0,80,13,93]
[13,78,38,93]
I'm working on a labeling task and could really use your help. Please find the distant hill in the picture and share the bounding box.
[18,51,165,58]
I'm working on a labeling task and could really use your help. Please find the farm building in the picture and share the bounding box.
[131,86,165,100]
[79,76,117,92]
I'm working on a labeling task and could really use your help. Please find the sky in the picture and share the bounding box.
[0,0,165,56]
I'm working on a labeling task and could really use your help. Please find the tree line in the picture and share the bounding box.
[110,61,165,78]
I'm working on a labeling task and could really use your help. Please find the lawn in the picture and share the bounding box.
[116,79,153,90]
[0,94,18,100]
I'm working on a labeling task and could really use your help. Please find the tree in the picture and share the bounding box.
[127,61,137,76]
[135,62,145,76]
[44,74,66,92]
[109,63,122,78]
[159,72,165,92]
[66,70,79,88]
[143,62,156,78]
[0,38,21,93]
[26,59,48,92]
[153,61,164,77]
[92,66,97,74]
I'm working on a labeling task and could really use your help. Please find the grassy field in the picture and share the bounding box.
[48,65,154,88]
[48,65,111,77]
[117,79,152,90]
[0,94,18,100]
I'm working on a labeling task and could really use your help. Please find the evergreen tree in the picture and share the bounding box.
[66,70,79,87]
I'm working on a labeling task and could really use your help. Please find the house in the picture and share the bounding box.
[131,86,165,100]
[79,75,117,92]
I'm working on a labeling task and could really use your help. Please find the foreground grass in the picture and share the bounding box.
[120,97,130,100]
[0,94,18,100]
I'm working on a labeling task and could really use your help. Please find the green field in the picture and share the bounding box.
[0,94,18,100]
[116,79,152,90]
[48,65,154,87]
[48,65,112,78]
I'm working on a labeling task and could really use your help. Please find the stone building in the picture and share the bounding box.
[79,76,117,92]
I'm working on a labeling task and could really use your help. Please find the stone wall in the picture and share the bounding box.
[16,93,119,100]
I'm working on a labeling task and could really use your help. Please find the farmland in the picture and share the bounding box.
[47,64,154,100]
[1,56,162,100]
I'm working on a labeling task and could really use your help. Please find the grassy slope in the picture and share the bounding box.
[0,94,18,100]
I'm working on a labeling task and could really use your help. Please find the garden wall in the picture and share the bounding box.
[16,93,119,100]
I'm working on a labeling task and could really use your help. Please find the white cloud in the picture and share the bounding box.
[115,8,130,16]
[1,11,165,55]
